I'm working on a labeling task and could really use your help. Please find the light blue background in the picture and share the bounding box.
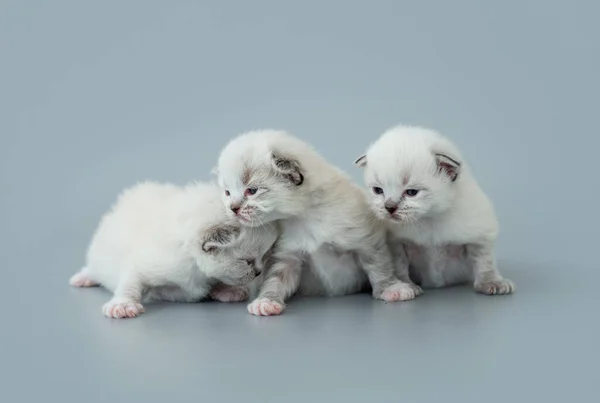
[1,1,597,402]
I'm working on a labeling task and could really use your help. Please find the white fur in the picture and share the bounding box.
[69,181,278,318]
[357,125,515,294]
[216,130,422,316]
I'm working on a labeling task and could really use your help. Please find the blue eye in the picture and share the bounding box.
[245,187,258,196]
[372,187,384,195]
[405,189,419,197]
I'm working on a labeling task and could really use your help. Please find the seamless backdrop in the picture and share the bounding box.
[1,1,598,402]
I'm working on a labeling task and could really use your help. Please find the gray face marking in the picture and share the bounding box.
[241,166,253,186]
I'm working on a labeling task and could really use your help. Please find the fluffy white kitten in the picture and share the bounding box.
[216,130,422,316]
[69,181,278,319]
[355,125,515,294]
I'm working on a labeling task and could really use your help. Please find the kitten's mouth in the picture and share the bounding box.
[235,209,262,226]
[387,211,410,222]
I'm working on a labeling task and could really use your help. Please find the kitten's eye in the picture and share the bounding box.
[405,189,419,197]
[372,187,384,195]
[244,187,258,196]
[224,190,230,197]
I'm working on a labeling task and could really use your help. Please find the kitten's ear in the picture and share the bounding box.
[354,155,367,168]
[201,224,241,253]
[270,152,304,186]
[435,153,461,182]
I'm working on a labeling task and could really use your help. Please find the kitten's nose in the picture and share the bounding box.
[384,200,398,215]
[230,205,241,215]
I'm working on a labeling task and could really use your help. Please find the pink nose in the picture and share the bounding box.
[231,205,240,214]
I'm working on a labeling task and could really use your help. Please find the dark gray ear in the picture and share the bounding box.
[201,224,241,253]
[354,155,367,168]
[435,153,461,182]
[270,152,304,186]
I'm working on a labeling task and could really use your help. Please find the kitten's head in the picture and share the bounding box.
[355,126,463,223]
[214,130,312,227]
[199,221,278,286]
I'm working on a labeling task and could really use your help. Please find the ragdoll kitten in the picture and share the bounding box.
[355,125,515,294]
[215,130,422,316]
[69,181,278,319]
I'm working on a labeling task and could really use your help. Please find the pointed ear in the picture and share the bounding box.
[201,224,241,253]
[354,155,367,168]
[435,153,461,182]
[270,152,304,186]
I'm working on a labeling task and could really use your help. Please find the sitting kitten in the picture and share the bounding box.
[69,181,278,318]
[355,125,515,294]
[216,130,422,316]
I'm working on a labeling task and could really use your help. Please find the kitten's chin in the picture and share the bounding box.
[379,210,414,223]
[235,214,269,227]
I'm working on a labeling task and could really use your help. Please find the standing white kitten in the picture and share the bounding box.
[69,181,278,319]
[355,125,515,294]
[216,130,422,316]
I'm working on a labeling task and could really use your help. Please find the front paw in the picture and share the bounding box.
[210,285,249,302]
[474,278,515,295]
[247,297,285,316]
[377,282,423,302]
[102,299,145,319]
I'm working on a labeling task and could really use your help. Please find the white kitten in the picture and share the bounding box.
[69,181,278,319]
[355,125,515,294]
[216,130,422,316]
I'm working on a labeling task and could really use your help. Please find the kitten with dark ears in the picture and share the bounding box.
[355,125,515,294]
[216,130,422,316]
[69,181,278,318]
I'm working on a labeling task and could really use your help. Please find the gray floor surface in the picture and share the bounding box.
[2,1,598,402]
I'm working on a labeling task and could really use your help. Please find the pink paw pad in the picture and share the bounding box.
[380,283,417,302]
[247,298,284,316]
[475,279,515,295]
[102,301,145,319]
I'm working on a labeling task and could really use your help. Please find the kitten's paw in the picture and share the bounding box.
[247,298,285,316]
[69,271,99,287]
[210,285,249,302]
[378,282,422,302]
[102,299,145,319]
[474,278,515,295]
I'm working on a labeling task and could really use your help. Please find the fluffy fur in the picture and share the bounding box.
[216,130,422,316]
[356,125,515,294]
[69,181,278,319]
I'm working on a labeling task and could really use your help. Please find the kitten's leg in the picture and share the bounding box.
[146,286,206,303]
[389,240,423,294]
[210,284,249,302]
[467,243,515,295]
[69,267,99,287]
[102,272,146,319]
[359,239,422,302]
[247,257,301,316]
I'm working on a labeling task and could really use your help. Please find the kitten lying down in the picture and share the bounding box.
[216,130,422,316]
[356,125,515,294]
[69,181,278,318]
